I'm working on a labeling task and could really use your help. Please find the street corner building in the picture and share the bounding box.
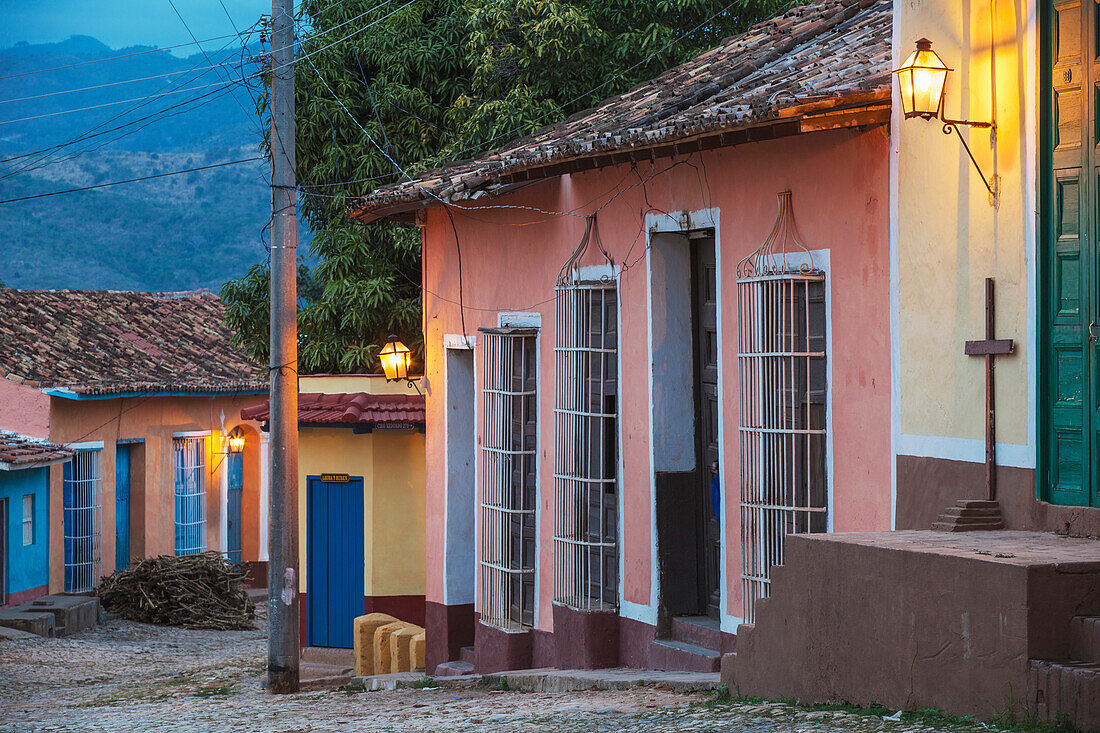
[0,432,73,607]
[0,288,270,599]
[240,374,426,652]
[347,0,1100,729]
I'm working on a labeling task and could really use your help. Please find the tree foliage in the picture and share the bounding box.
[221,0,795,373]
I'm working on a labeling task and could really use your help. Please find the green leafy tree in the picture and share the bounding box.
[221,0,794,373]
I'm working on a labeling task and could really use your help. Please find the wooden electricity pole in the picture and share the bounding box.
[267,0,299,694]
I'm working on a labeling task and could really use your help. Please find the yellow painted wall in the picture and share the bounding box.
[896,0,1033,450]
[298,374,415,395]
[295,426,425,598]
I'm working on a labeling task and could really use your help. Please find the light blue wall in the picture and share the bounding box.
[1,465,51,599]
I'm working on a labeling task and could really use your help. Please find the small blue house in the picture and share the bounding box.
[0,432,72,607]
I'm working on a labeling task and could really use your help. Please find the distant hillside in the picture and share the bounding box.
[0,35,302,292]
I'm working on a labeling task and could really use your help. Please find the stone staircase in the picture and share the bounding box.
[1028,616,1100,729]
[0,594,99,637]
[650,615,722,673]
[931,499,1005,532]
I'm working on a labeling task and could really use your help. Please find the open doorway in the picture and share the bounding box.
[650,227,720,630]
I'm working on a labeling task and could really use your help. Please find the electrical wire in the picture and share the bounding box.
[0,63,245,106]
[0,157,263,204]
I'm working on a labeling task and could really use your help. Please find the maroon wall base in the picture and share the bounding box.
[474,619,532,673]
[726,531,1100,723]
[552,604,620,669]
[245,561,269,589]
[1,584,48,608]
[425,601,474,673]
[896,455,1100,537]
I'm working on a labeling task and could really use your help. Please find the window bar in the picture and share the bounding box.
[173,436,207,556]
[737,271,827,622]
[64,449,102,593]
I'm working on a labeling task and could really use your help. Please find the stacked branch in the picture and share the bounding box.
[97,552,256,630]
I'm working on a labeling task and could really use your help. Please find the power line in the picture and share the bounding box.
[0,157,263,204]
[0,61,247,106]
[0,32,252,81]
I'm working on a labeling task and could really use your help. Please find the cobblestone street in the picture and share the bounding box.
[1,611,1000,733]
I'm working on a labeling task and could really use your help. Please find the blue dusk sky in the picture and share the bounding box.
[0,1,272,53]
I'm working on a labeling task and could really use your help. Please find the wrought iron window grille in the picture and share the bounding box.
[173,436,207,556]
[64,449,102,593]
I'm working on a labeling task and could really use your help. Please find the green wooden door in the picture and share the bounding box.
[1042,0,1100,507]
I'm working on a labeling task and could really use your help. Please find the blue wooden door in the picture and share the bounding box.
[226,452,243,565]
[115,445,131,571]
[306,475,364,648]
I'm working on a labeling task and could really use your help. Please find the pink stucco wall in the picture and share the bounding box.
[0,378,50,439]
[421,125,892,629]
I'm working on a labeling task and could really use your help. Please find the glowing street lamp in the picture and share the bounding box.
[379,335,412,382]
[227,427,246,454]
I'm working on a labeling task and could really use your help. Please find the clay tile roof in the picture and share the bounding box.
[349,0,891,221]
[0,431,73,470]
[0,289,266,396]
[240,392,426,426]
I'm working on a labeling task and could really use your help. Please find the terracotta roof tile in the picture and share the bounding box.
[240,392,425,426]
[0,431,73,469]
[0,289,265,395]
[349,0,891,220]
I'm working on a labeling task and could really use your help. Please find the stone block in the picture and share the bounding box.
[410,630,426,672]
[373,621,413,676]
[0,610,55,637]
[390,624,424,673]
[353,613,397,676]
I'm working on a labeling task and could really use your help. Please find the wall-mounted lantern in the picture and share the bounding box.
[893,38,999,207]
[379,335,413,383]
[227,427,246,454]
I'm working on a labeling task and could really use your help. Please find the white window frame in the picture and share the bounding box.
[479,328,539,630]
[21,493,34,546]
[173,435,208,556]
[736,257,830,622]
[64,448,102,593]
[552,279,619,611]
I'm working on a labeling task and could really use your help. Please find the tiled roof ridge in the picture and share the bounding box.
[0,287,215,297]
[240,391,426,425]
[0,430,74,468]
[348,0,891,220]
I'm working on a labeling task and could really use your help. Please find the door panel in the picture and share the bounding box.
[1044,0,1098,507]
[115,445,131,571]
[307,476,364,648]
[226,453,243,565]
[694,236,721,618]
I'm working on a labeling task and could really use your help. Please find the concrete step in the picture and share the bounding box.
[481,667,720,693]
[1070,616,1100,664]
[459,645,476,665]
[671,615,722,651]
[956,500,1001,509]
[435,660,475,677]
[940,506,1003,518]
[0,609,55,637]
[0,625,41,641]
[932,519,1005,532]
[297,662,354,691]
[26,595,99,636]
[650,639,721,673]
[351,672,426,691]
[1028,659,1100,731]
[301,646,355,667]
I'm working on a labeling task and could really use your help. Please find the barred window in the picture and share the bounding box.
[174,436,207,556]
[64,449,102,593]
[553,281,618,610]
[479,329,538,630]
[737,271,827,622]
[22,494,34,546]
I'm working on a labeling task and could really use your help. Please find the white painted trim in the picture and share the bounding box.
[258,432,269,563]
[888,4,901,531]
[67,440,104,450]
[896,434,1034,469]
[532,326,542,630]
[443,333,476,350]
[219,438,229,555]
[497,312,542,328]
[442,342,476,607]
[172,430,211,438]
[645,206,720,626]
[615,273,628,620]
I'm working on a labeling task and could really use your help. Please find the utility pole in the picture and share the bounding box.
[267,0,299,694]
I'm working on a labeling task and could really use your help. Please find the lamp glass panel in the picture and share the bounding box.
[895,47,948,117]
[380,340,410,380]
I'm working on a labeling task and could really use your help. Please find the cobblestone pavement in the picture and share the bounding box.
[0,611,997,733]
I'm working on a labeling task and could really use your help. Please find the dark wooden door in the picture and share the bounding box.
[693,236,721,617]
[306,476,364,648]
[226,452,243,565]
[115,444,131,571]
[1042,0,1100,507]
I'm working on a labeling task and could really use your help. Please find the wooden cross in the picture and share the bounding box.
[964,277,1015,501]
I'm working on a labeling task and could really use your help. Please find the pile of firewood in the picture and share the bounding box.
[97,552,256,630]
